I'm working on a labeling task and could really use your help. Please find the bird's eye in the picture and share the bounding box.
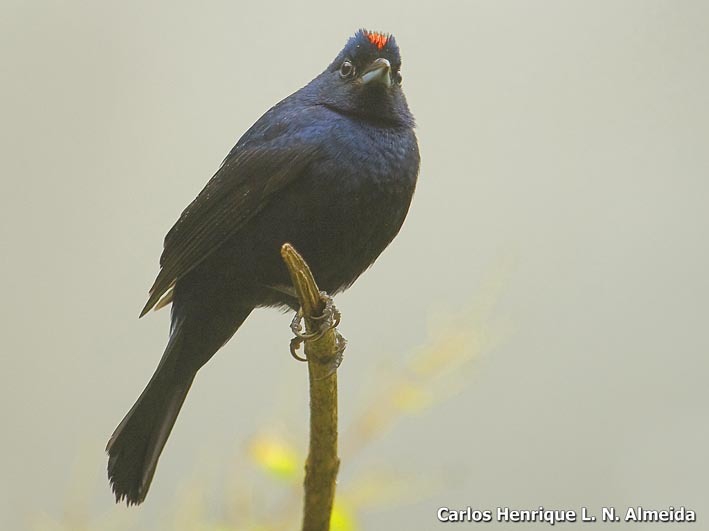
[339,60,355,78]
[394,70,403,85]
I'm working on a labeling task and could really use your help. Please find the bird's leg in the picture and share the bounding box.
[289,292,343,367]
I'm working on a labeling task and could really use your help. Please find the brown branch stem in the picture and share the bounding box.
[281,243,342,531]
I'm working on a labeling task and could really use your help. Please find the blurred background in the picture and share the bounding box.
[1,1,708,529]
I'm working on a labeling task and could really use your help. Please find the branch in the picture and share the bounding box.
[281,243,342,531]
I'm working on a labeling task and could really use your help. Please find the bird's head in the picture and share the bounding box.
[313,29,414,127]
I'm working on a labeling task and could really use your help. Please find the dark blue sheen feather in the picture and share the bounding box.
[108,29,420,505]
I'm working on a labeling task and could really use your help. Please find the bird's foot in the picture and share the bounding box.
[290,292,341,340]
[289,292,343,368]
[290,331,346,378]
[314,331,347,380]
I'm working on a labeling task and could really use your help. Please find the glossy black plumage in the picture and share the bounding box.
[107,29,420,505]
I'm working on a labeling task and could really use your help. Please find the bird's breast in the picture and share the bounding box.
[281,122,418,290]
[212,118,420,301]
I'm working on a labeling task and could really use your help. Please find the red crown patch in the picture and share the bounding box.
[365,31,389,50]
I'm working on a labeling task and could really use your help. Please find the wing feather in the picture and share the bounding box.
[140,139,320,316]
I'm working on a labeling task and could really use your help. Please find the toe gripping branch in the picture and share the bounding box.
[281,244,347,377]
[290,292,346,375]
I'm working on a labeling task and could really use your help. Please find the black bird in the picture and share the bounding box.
[107,29,420,505]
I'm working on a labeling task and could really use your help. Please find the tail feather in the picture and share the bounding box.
[106,330,193,505]
[107,302,252,505]
[107,377,192,505]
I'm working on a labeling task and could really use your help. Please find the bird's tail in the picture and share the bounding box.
[107,298,252,505]
[106,330,193,505]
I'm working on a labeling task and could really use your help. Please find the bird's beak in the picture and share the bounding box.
[360,58,392,87]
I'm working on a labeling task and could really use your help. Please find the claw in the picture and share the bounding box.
[314,331,347,380]
[288,292,344,371]
[310,293,340,324]
[290,308,318,339]
[290,336,308,362]
[289,292,341,342]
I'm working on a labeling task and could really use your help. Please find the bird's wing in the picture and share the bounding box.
[140,135,321,317]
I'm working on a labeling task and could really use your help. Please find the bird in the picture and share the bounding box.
[107,29,420,505]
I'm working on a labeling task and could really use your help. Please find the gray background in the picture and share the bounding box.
[1,1,707,529]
